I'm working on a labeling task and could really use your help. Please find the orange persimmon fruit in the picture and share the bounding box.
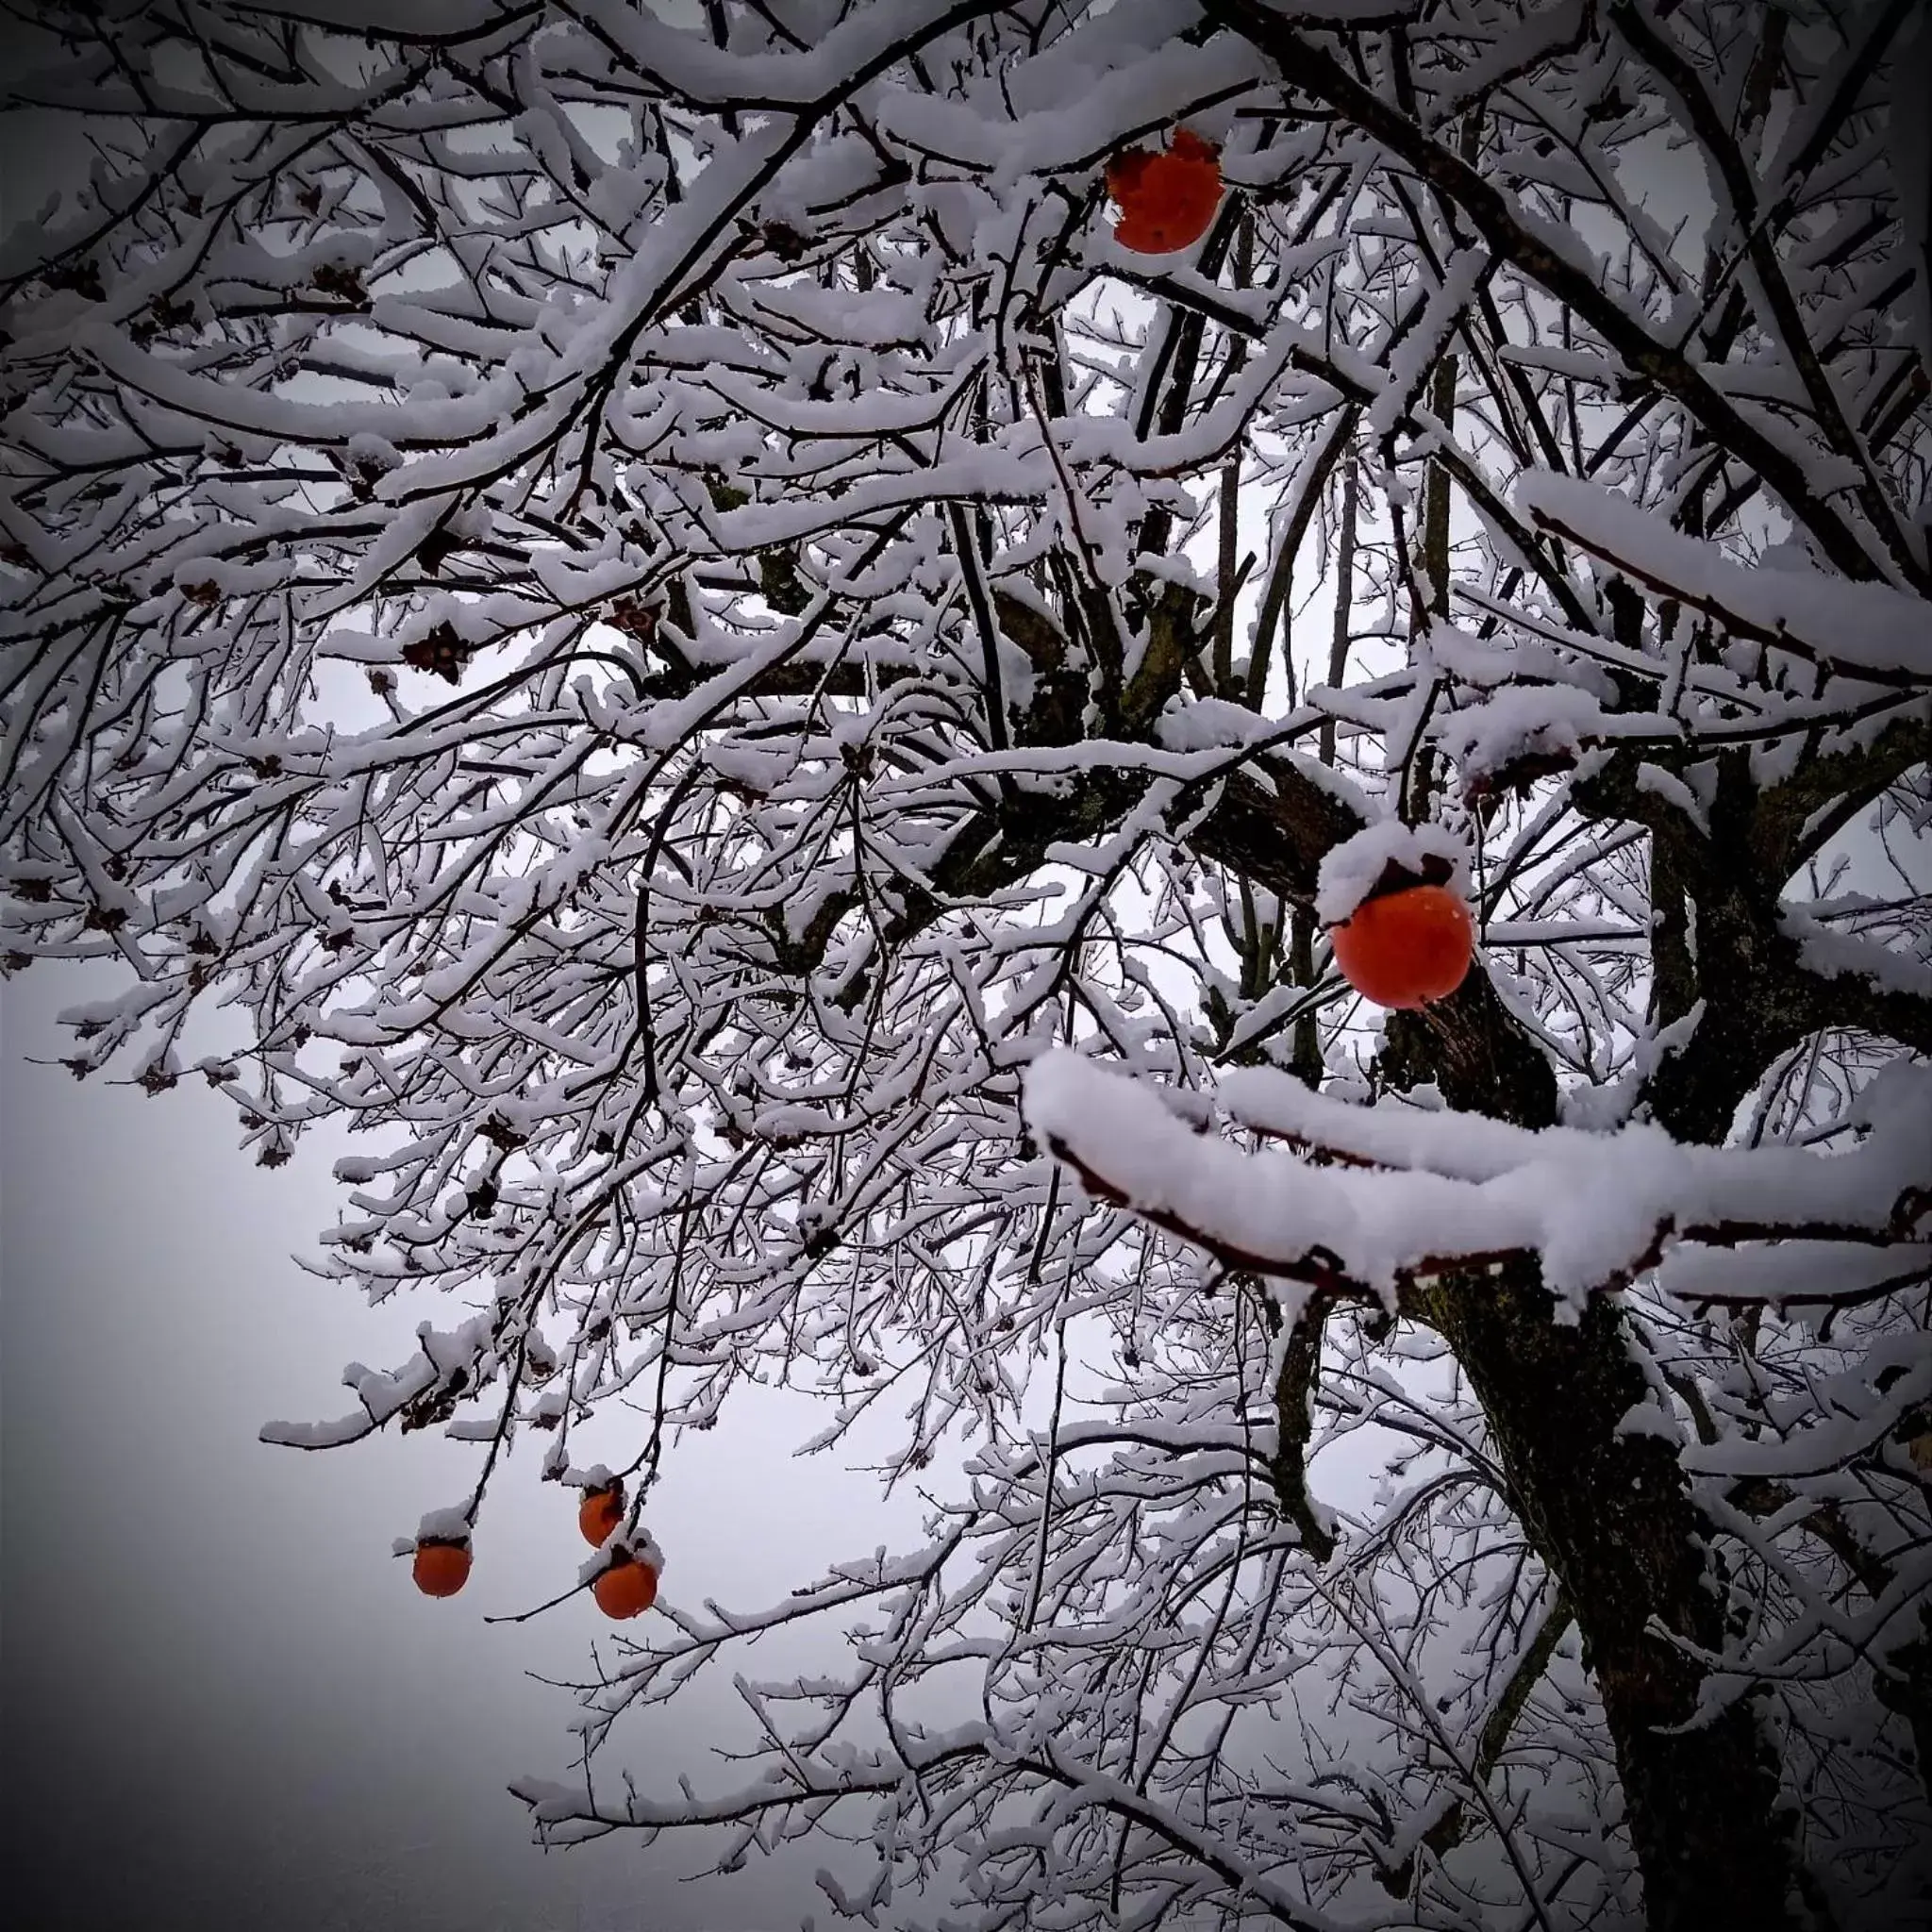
[578,1480,625,1548]
[1107,127,1223,255]
[412,1537,473,1598]
[592,1551,658,1621]
[1329,884,1475,1010]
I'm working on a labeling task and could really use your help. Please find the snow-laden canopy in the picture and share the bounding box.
[3,1,1929,1926]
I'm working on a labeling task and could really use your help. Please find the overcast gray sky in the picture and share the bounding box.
[0,53,968,1930]
[2,958,932,1931]
[0,62,930,1888]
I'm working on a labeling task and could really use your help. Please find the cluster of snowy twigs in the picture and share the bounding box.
[3,0,1930,1925]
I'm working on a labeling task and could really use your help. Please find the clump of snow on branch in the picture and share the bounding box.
[1024,1050,1932,1306]
[416,1504,474,1544]
[1314,819,1470,924]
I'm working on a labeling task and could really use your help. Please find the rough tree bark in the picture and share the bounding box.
[1209,786,1805,1924]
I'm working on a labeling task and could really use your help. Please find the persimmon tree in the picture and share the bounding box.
[4,1,1931,1927]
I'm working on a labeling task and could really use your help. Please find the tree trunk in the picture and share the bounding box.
[1214,696,1808,1928]
[1391,990,1800,1929]
[1424,1269,1798,1931]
